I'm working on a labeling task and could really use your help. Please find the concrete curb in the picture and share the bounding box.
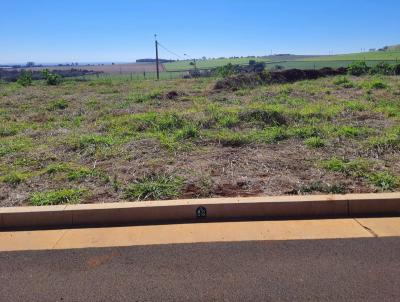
[0,193,399,229]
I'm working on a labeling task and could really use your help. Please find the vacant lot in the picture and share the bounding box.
[0,73,399,206]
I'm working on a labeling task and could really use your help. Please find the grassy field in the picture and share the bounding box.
[265,60,399,70]
[164,57,271,71]
[300,51,400,62]
[1,73,400,206]
[164,51,400,72]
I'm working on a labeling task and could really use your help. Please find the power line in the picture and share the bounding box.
[157,41,185,60]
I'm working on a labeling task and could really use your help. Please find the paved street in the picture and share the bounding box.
[1,236,400,301]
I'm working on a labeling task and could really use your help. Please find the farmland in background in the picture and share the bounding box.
[164,50,400,72]
[164,57,272,71]
[264,60,399,70]
[299,50,400,61]
[19,63,164,74]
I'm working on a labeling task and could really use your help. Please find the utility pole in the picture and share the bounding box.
[155,34,160,80]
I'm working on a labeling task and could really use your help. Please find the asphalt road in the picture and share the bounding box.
[1,238,400,301]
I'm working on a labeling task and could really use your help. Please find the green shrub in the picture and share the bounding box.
[368,172,399,191]
[394,64,400,75]
[30,189,85,206]
[348,61,369,76]
[42,69,61,85]
[305,136,326,148]
[214,63,237,78]
[17,71,33,86]
[124,175,184,201]
[370,62,393,75]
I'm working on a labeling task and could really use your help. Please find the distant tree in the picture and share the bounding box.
[348,61,369,76]
[17,70,33,86]
[26,62,35,67]
[42,69,61,85]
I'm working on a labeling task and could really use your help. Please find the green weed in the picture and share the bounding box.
[288,126,320,139]
[370,79,387,89]
[0,138,31,157]
[344,101,367,112]
[124,175,184,201]
[2,171,30,187]
[0,126,19,137]
[74,134,116,150]
[45,163,71,174]
[368,172,399,191]
[321,158,369,177]
[211,130,252,147]
[47,99,68,111]
[333,76,354,88]
[67,167,96,181]
[239,109,287,126]
[30,189,85,206]
[367,128,400,153]
[305,136,326,148]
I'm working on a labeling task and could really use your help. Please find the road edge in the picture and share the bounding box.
[1,193,399,229]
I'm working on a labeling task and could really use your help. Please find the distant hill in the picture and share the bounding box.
[386,44,400,51]
[299,50,400,62]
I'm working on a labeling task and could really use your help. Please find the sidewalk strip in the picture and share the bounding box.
[3,218,398,252]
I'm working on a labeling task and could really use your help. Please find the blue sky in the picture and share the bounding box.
[1,0,399,64]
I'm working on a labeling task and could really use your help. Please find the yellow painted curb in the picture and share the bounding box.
[0,193,399,229]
